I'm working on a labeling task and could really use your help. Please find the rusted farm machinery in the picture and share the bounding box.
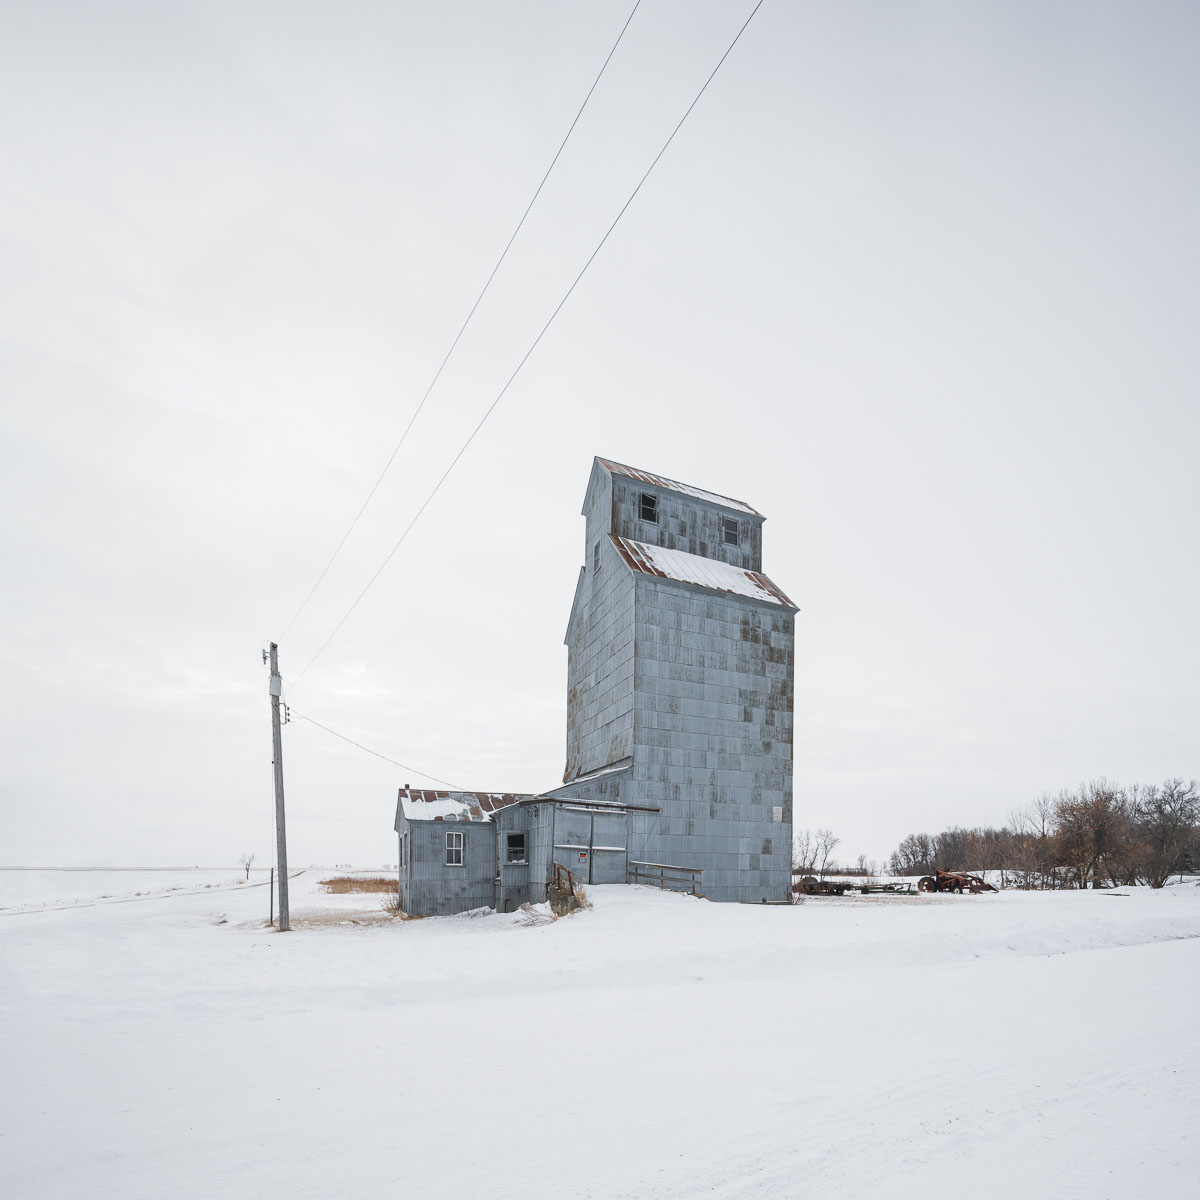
[792,875,850,896]
[917,869,997,894]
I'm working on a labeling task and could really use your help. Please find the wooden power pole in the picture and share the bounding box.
[267,642,291,931]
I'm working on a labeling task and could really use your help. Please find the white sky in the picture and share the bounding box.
[2,0,1196,869]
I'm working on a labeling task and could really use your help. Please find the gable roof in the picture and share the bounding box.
[610,536,796,608]
[596,457,762,517]
[397,790,529,825]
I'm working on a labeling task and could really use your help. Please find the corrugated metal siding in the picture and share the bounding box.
[609,474,764,572]
[564,473,636,782]
[630,578,794,903]
[493,803,556,912]
[401,817,499,916]
[597,457,762,517]
[563,461,796,903]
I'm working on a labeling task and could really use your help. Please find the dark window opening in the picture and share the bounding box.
[722,516,739,546]
[506,833,527,864]
[639,493,659,524]
[593,539,602,573]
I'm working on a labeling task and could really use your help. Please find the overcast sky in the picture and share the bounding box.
[2,0,1197,870]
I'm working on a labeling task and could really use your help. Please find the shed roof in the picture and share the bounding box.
[596,457,762,517]
[398,790,529,823]
[610,536,796,608]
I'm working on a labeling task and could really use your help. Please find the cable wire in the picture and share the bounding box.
[293,712,465,790]
[279,0,644,643]
[291,0,766,691]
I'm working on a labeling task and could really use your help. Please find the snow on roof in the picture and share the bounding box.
[611,536,797,608]
[399,790,528,823]
[558,760,632,787]
[540,759,635,798]
[597,458,762,517]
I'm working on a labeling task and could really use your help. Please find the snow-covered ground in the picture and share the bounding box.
[0,868,269,912]
[2,873,1198,1198]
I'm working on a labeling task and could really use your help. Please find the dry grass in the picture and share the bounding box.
[379,889,406,917]
[319,875,397,894]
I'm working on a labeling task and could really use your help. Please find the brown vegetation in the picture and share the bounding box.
[319,875,397,894]
[379,888,409,916]
[889,778,1200,889]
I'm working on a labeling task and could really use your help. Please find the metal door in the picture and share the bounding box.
[589,810,628,884]
[552,806,628,885]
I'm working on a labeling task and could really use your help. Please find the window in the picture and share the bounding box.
[722,516,739,546]
[506,833,527,864]
[445,830,464,866]
[639,492,658,524]
[399,833,408,872]
[593,539,602,573]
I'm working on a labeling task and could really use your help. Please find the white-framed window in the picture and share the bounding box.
[722,515,739,546]
[593,539,602,573]
[639,492,659,524]
[445,830,464,867]
[399,833,408,872]
[506,832,527,865]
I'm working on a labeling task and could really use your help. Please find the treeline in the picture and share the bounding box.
[889,778,1200,889]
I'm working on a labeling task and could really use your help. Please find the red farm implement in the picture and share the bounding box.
[917,869,997,894]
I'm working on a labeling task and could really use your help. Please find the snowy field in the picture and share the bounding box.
[0,868,271,913]
[2,873,1198,1199]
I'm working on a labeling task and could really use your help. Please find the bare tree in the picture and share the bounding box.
[792,829,817,874]
[1131,779,1200,888]
[814,829,840,880]
[238,853,256,880]
[886,778,1199,892]
[1053,780,1133,888]
[890,832,936,876]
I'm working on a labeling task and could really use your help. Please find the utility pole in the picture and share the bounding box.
[266,642,291,931]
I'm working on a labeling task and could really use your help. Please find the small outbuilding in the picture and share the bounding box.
[394,786,657,916]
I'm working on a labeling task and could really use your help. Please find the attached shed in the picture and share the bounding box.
[394,789,530,916]
[394,785,659,916]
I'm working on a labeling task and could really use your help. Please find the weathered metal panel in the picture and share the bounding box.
[596,457,762,517]
[607,470,764,573]
[563,470,637,782]
[564,461,795,904]
[627,575,794,902]
[401,818,499,916]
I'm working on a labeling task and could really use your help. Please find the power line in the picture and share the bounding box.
[289,0,766,691]
[292,712,465,790]
[279,0,644,643]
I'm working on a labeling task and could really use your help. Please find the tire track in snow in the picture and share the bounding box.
[0,871,306,916]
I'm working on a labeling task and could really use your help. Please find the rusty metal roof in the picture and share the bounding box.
[610,536,797,608]
[597,458,762,517]
[399,790,530,823]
